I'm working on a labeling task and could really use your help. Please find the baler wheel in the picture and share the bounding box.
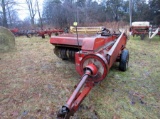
[42,34,45,39]
[119,49,129,71]
[140,34,145,40]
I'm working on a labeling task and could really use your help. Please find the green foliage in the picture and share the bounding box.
[149,0,160,25]
[106,0,124,21]
[42,0,160,27]
[132,0,150,21]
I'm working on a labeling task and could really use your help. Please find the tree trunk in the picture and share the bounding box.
[26,0,36,28]
[2,0,8,28]
[31,17,35,27]
[7,4,12,27]
[36,0,43,30]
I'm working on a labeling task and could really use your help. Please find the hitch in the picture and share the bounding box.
[57,106,70,119]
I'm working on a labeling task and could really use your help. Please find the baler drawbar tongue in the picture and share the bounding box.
[56,69,94,119]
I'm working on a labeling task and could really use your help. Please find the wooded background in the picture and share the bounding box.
[0,0,160,29]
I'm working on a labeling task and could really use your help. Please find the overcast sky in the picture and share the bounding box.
[17,0,44,20]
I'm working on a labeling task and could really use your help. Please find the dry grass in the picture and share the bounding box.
[0,35,160,119]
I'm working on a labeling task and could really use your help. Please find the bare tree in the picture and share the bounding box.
[0,0,17,28]
[35,0,43,29]
[0,12,2,26]
[1,0,8,27]
[6,3,12,26]
[26,0,36,27]
[6,2,17,27]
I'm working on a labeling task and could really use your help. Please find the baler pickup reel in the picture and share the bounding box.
[50,28,129,119]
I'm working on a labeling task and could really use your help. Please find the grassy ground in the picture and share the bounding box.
[0,36,160,119]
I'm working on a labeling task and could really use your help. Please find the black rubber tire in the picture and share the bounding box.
[42,34,45,39]
[119,49,129,71]
[140,34,145,40]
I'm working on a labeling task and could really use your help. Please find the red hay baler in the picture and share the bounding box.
[129,21,150,40]
[50,28,129,119]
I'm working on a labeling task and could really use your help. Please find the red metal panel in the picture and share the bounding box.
[81,35,117,52]
[50,36,83,46]
[107,32,127,68]
[50,34,95,46]
[75,52,85,76]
